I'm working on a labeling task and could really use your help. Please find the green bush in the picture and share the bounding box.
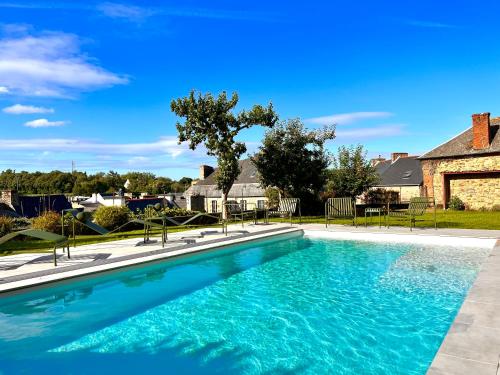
[63,212,93,235]
[0,216,13,237]
[161,208,196,217]
[265,187,280,210]
[32,211,61,233]
[11,217,31,230]
[448,196,465,211]
[93,206,132,229]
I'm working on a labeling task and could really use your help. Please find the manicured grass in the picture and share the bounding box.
[1,210,498,256]
[270,210,500,230]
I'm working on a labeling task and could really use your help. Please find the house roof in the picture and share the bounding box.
[13,195,72,218]
[420,118,500,159]
[375,156,423,187]
[194,159,259,186]
[185,159,266,198]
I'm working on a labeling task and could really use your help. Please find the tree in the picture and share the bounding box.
[327,145,379,198]
[252,119,335,213]
[171,90,278,218]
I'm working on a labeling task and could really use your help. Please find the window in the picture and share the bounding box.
[211,200,218,213]
[257,200,265,209]
[402,170,413,179]
[240,200,247,211]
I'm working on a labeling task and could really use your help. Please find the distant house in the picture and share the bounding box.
[419,112,500,209]
[0,190,71,218]
[184,159,267,213]
[371,153,423,202]
[78,193,124,212]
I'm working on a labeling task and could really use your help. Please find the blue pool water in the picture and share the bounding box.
[0,232,488,374]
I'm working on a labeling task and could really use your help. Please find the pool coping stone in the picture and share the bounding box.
[427,238,500,375]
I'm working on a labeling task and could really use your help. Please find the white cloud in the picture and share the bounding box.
[336,124,405,139]
[0,136,187,157]
[0,86,9,94]
[24,118,67,128]
[0,31,128,97]
[97,2,156,21]
[305,112,393,125]
[3,104,54,114]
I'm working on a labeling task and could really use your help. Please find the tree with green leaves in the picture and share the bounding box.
[252,119,335,213]
[327,145,379,198]
[171,90,278,218]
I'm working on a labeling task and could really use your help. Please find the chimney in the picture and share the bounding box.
[370,155,387,167]
[199,165,214,180]
[0,190,19,209]
[391,152,409,162]
[472,112,491,150]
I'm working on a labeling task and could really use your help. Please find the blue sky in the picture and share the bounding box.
[1,0,500,179]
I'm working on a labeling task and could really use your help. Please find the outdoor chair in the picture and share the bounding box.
[325,197,357,227]
[224,201,256,228]
[268,198,301,226]
[0,229,69,266]
[387,196,437,231]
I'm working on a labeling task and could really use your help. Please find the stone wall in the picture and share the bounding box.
[421,155,500,209]
[449,177,500,209]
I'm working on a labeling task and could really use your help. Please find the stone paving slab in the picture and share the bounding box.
[427,240,500,374]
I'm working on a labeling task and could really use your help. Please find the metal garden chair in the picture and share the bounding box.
[387,196,437,231]
[268,198,301,225]
[325,197,357,227]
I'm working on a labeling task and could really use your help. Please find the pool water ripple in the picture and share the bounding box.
[0,233,489,374]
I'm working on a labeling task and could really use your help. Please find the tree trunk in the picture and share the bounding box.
[222,191,228,220]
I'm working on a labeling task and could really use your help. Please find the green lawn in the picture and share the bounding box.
[1,210,499,256]
[270,210,500,230]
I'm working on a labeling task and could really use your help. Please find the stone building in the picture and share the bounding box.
[184,159,267,213]
[419,112,500,209]
[372,153,423,202]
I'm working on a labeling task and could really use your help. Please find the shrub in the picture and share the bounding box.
[63,212,93,235]
[11,217,31,230]
[93,206,132,229]
[265,187,280,210]
[492,204,500,212]
[0,216,13,237]
[448,196,465,211]
[363,188,399,205]
[161,208,196,217]
[32,211,61,233]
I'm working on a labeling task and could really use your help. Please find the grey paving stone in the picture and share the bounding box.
[467,284,500,305]
[427,354,497,375]
[439,323,500,364]
[455,301,500,328]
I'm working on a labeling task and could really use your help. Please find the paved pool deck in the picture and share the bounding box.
[0,222,499,373]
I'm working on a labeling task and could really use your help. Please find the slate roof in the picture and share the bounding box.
[420,118,500,159]
[194,159,259,186]
[375,157,423,187]
[13,195,72,218]
[185,159,265,198]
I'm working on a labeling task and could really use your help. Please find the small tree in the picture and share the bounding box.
[252,119,335,213]
[327,145,379,198]
[171,90,277,218]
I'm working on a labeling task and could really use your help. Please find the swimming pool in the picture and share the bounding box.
[0,232,489,374]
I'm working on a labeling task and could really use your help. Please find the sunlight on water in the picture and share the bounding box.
[0,233,489,374]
